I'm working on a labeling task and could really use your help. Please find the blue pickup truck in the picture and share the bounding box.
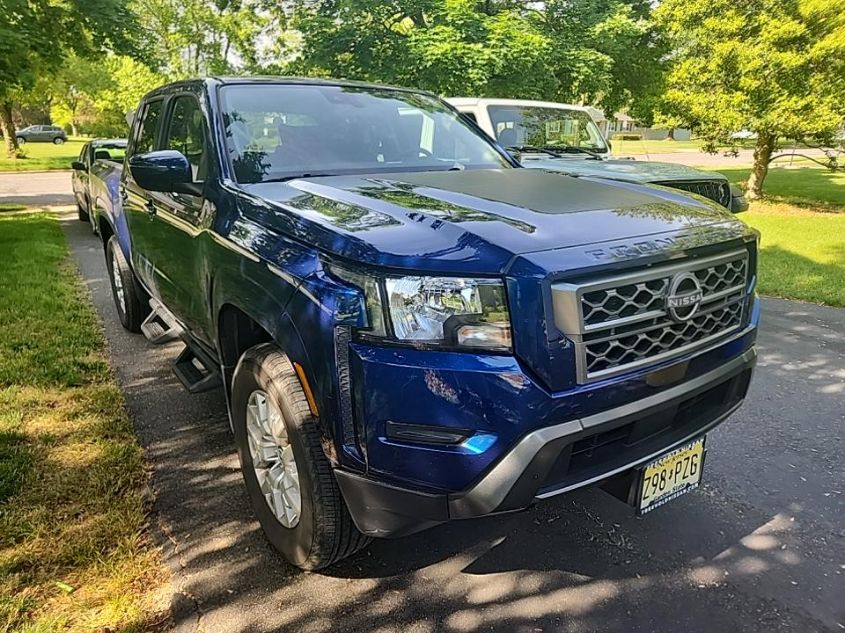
[95,77,759,569]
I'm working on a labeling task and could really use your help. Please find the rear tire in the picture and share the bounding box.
[15,137,24,145]
[105,236,150,332]
[231,344,370,570]
[77,203,89,222]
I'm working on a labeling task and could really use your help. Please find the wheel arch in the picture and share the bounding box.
[98,214,115,248]
[216,302,318,432]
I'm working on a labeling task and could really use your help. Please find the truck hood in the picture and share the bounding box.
[239,168,745,275]
[519,155,727,184]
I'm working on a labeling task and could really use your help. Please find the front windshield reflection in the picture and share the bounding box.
[487,105,608,153]
[220,84,511,184]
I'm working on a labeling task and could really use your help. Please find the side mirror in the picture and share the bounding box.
[71,160,86,171]
[729,183,749,213]
[128,150,201,195]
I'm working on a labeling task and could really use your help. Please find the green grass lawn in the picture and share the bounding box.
[710,166,845,307]
[742,203,845,307]
[717,166,845,208]
[0,139,85,172]
[0,213,167,632]
[610,137,768,157]
[612,138,706,156]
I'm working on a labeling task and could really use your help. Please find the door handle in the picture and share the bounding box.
[145,199,157,218]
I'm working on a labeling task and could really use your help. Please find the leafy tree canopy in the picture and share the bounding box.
[288,0,665,115]
[656,0,845,197]
[0,0,141,155]
[132,0,288,77]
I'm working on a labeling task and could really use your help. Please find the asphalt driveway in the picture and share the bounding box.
[60,214,844,633]
[0,170,74,206]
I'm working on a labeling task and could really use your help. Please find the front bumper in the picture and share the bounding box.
[336,346,757,537]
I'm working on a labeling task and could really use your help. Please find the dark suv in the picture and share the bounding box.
[15,125,67,144]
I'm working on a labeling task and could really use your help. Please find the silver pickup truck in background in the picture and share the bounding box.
[448,98,748,213]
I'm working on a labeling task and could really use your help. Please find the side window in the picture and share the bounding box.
[134,100,163,156]
[165,96,207,181]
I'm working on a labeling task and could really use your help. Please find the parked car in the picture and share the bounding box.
[71,139,128,229]
[448,98,748,213]
[97,78,759,570]
[730,130,758,140]
[14,124,67,144]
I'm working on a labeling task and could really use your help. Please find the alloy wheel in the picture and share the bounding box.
[245,390,302,528]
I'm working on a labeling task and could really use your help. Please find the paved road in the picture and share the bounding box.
[60,214,844,633]
[0,170,74,206]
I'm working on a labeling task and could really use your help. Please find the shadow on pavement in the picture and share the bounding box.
[58,213,842,633]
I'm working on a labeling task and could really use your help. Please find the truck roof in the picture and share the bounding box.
[447,98,595,115]
[90,138,127,147]
[142,76,434,100]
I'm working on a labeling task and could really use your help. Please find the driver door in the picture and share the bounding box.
[144,93,212,339]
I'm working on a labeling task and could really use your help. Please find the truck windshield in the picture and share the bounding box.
[487,105,609,154]
[219,84,512,183]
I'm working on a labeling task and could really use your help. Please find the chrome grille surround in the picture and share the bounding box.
[653,180,732,208]
[552,249,750,383]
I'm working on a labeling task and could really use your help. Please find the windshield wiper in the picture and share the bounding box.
[505,145,564,157]
[541,145,604,159]
[262,173,338,182]
[505,144,603,160]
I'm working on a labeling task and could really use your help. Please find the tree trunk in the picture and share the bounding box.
[0,101,18,159]
[71,121,78,137]
[667,127,676,141]
[746,132,776,200]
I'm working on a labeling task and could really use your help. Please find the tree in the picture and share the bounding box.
[132,0,287,78]
[656,0,845,198]
[0,0,140,157]
[541,0,667,118]
[90,56,166,135]
[287,0,664,112]
[49,56,107,136]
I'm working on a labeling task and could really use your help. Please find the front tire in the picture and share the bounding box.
[231,344,370,570]
[105,236,149,332]
[77,203,89,223]
[53,137,64,145]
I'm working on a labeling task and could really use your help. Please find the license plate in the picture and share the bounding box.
[638,437,705,514]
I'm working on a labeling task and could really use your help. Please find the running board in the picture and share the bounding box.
[141,298,182,344]
[172,344,222,394]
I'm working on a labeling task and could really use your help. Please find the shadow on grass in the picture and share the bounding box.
[716,167,845,209]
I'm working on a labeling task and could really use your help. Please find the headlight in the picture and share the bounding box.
[329,266,512,352]
[384,276,511,351]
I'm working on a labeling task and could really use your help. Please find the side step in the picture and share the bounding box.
[141,298,182,344]
[172,343,222,394]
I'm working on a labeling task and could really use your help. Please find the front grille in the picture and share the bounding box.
[552,249,751,383]
[654,180,731,208]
